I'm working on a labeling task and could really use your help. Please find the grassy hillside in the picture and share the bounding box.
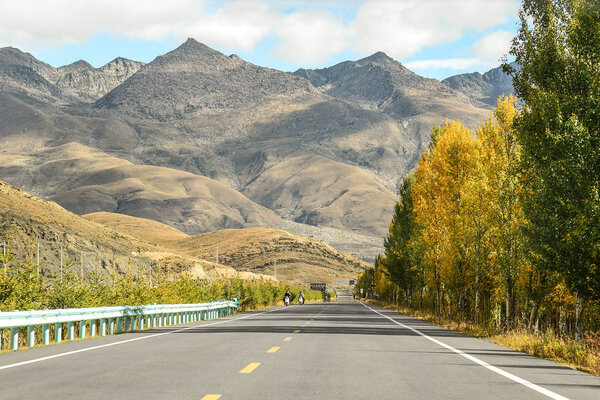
[0,181,251,280]
[85,212,368,285]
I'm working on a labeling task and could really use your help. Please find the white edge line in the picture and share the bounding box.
[361,302,570,400]
[0,308,278,371]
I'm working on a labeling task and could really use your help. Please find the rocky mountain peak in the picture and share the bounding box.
[59,60,94,71]
[159,37,231,65]
[0,46,36,65]
[442,64,515,107]
[359,51,395,65]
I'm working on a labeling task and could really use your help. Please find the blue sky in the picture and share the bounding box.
[0,0,520,80]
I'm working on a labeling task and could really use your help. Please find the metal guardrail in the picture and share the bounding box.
[0,298,241,352]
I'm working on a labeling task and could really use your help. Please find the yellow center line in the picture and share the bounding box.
[267,346,280,353]
[305,321,312,325]
[283,337,293,342]
[201,395,222,400]
[240,362,261,374]
[293,329,301,333]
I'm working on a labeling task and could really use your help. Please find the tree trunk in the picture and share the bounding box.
[474,274,480,324]
[505,277,515,329]
[575,292,585,341]
[528,298,540,332]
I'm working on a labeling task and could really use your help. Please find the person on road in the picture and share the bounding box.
[298,291,305,305]
[283,290,291,306]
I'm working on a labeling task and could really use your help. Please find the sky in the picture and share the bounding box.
[0,0,520,80]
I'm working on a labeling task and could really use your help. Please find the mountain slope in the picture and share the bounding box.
[243,155,397,236]
[0,142,282,234]
[0,46,143,104]
[294,52,488,122]
[84,212,368,285]
[0,40,495,256]
[96,38,315,120]
[1,181,363,284]
[442,64,515,106]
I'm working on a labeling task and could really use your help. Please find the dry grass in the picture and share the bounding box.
[366,299,600,377]
[86,211,368,285]
[492,330,600,376]
[0,181,270,281]
[1,183,365,285]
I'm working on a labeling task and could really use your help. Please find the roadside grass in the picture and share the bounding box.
[365,299,600,377]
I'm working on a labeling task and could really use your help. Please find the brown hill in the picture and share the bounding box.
[85,212,368,285]
[0,142,282,234]
[243,155,397,236]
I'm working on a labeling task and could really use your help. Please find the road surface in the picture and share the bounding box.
[0,302,598,399]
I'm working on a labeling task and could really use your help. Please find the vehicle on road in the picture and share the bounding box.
[298,292,305,305]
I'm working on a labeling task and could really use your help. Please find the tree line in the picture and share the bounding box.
[361,0,600,340]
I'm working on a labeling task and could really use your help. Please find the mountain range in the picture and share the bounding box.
[0,38,515,262]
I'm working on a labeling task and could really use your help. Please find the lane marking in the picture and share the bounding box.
[267,347,280,353]
[361,303,569,400]
[283,337,293,342]
[0,309,278,371]
[305,321,311,325]
[201,395,222,400]
[293,329,301,333]
[240,362,261,374]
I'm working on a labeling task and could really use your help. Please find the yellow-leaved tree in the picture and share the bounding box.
[412,120,482,317]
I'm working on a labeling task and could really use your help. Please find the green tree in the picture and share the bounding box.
[381,176,423,306]
[506,0,600,339]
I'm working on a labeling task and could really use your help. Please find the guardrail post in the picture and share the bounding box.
[109,318,115,335]
[55,323,62,343]
[116,317,122,334]
[100,319,106,336]
[124,316,129,332]
[68,322,75,340]
[10,327,18,350]
[132,316,138,331]
[90,320,96,337]
[42,324,50,345]
[79,321,86,339]
[140,315,145,330]
[27,326,35,347]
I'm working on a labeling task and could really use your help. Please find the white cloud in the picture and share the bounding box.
[183,1,279,52]
[351,0,519,59]
[472,30,514,63]
[0,0,519,68]
[0,0,205,49]
[405,58,485,71]
[271,9,349,64]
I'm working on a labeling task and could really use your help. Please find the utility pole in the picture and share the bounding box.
[214,246,219,275]
[80,252,84,281]
[37,242,40,274]
[274,260,277,279]
[60,245,63,282]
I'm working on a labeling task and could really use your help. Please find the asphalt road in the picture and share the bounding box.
[1,302,599,399]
